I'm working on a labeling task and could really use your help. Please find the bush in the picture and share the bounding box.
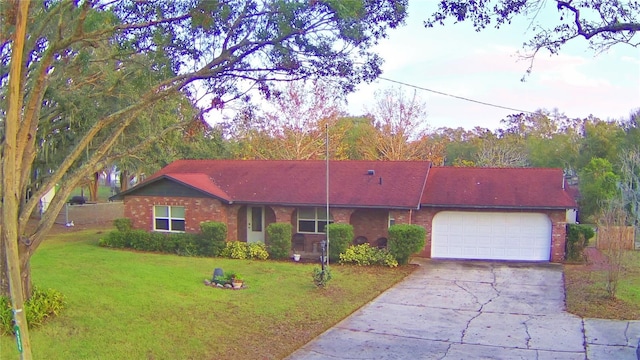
[388,224,426,265]
[339,244,398,267]
[113,218,132,232]
[220,241,249,259]
[173,233,200,256]
[1,287,65,335]
[100,229,205,257]
[199,221,227,256]
[566,224,595,262]
[128,229,153,251]
[248,242,269,260]
[98,230,129,248]
[312,266,333,287]
[326,223,354,262]
[266,223,292,259]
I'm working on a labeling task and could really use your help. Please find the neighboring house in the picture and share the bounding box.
[39,186,56,214]
[111,160,577,262]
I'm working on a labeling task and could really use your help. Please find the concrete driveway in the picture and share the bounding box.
[288,259,640,360]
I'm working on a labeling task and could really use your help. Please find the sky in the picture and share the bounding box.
[345,0,640,131]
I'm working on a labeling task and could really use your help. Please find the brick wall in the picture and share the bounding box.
[122,197,568,262]
[350,209,389,245]
[124,196,227,233]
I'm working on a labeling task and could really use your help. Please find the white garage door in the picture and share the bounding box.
[431,211,552,261]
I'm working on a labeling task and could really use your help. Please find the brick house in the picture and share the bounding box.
[112,160,577,262]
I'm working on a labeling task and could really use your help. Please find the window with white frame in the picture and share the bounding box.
[388,213,396,227]
[154,205,185,232]
[297,207,333,234]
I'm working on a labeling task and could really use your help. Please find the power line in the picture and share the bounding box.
[378,76,535,114]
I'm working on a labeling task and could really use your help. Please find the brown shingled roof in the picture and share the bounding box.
[421,167,577,209]
[136,160,431,209]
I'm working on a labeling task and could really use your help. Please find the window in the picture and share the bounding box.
[297,207,333,234]
[154,205,185,232]
[388,213,396,227]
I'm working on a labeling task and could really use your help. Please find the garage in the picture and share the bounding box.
[431,211,552,261]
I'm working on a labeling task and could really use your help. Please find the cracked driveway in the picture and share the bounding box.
[287,259,640,360]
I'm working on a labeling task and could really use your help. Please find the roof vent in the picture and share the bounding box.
[367,170,375,175]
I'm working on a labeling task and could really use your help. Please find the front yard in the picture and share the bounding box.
[564,250,640,319]
[0,228,415,359]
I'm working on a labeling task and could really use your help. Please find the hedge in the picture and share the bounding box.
[99,219,228,257]
[266,223,292,259]
[326,223,354,262]
[388,224,426,265]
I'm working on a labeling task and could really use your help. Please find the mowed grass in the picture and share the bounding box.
[0,229,415,359]
[565,251,640,319]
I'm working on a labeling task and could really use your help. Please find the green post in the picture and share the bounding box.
[14,325,23,353]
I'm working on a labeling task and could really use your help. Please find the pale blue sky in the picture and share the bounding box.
[346,0,640,130]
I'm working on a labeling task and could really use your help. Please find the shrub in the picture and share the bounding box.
[100,229,208,257]
[220,241,249,259]
[248,242,269,260]
[312,266,333,287]
[219,241,269,260]
[128,229,153,251]
[326,223,354,262]
[566,224,595,262]
[113,218,132,232]
[339,244,398,267]
[173,233,200,257]
[1,287,65,335]
[157,232,179,253]
[148,232,169,253]
[199,221,227,256]
[266,223,292,259]
[388,224,426,265]
[98,230,129,248]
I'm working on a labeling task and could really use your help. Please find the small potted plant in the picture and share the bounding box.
[229,272,244,289]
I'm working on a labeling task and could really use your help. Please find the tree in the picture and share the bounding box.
[333,116,378,160]
[619,148,640,231]
[0,0,409,303]
[365,87,432,160]
[230,79,346,160]
[578,118,625,170]
[477,134,528,167]
[426,1,639,70]
[578,157,620,221]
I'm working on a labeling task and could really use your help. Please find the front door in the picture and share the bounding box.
[247,206,265,243]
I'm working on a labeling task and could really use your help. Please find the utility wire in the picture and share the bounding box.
[378,76,535,114]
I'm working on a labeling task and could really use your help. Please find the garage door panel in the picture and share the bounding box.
[432,211,551,261]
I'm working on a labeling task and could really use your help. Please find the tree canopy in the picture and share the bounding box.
[0,0,409,301]
[426,0,639,69]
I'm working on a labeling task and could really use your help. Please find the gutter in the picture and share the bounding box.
[419,204,575,211]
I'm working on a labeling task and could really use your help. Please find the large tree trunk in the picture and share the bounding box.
[120,170,130,192]
[0,233,9,298]
[89,172,100,202]
[0,250,32,301]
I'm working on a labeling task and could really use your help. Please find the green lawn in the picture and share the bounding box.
[0,229,415,359]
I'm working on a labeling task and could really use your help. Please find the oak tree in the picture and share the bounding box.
[1,0,408,303]
[426,0,639,70]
